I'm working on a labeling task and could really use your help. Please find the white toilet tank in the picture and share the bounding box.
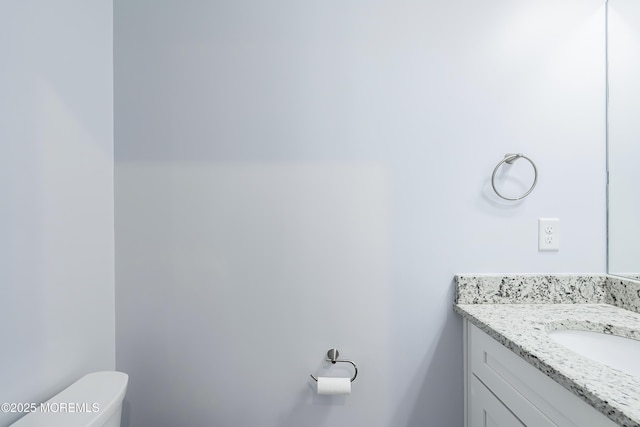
[10,371,128,427]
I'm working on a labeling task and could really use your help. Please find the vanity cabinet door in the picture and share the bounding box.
[464,320,619,427]
[469,375,525,427]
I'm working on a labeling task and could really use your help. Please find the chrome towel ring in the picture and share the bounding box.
[310,348,358,382]
[491,153,538,201]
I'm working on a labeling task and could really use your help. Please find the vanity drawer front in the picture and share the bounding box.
[468,322,618,427]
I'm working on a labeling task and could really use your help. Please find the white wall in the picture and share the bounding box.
[114,1,606,426]
[0,2,114,425]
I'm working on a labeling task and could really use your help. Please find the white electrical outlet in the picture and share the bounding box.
[539,218,560,251]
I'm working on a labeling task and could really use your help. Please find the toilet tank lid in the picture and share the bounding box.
[10,371,128,427]
[55,371,129,410]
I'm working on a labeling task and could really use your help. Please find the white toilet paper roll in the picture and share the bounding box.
[317,377,351,395]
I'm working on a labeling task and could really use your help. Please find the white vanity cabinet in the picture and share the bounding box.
[463,320,619,427]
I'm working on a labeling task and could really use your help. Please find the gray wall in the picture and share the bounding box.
[0,1,114,425]
[114,1,606,426]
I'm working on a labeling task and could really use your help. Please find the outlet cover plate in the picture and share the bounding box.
[539,218,560,251]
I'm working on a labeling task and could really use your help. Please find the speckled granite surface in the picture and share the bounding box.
[456,275,640,316]
[454,274,640,427]
[607,276,640,315]
[455,275,608,304]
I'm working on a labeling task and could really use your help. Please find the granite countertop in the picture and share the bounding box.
[454,275,640,427]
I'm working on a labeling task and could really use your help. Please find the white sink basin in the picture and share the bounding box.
[548,329,640,378]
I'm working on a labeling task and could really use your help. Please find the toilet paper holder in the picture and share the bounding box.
[310,348,358,382]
